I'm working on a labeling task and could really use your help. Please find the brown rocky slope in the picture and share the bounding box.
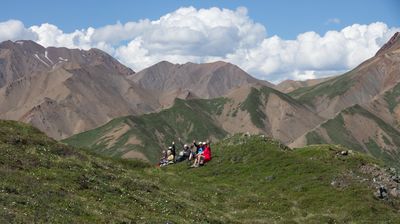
[0,40,159,139]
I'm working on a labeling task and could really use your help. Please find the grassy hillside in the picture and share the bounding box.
[384,82,400,113]
[305,105,400,167]
[307,113,363,151]
[2,120,400,223]
[64,98,228,163]
[240,86,302,128]
[289,71,355,105]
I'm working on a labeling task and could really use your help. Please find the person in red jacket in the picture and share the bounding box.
[192,141,212,167]
[202,142,212,164]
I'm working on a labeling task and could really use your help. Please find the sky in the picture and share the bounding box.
[0,0,399,82]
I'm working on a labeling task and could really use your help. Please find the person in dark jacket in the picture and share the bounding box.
[171,142,176,162]
[176,144,191,162]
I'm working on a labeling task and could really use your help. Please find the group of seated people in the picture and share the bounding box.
[159,140,212,168]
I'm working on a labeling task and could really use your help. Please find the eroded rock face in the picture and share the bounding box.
[375,32,400,56]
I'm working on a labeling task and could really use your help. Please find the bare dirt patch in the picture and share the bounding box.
[121,150,149,161]
[101,124,130,147]
[125,135,142,146]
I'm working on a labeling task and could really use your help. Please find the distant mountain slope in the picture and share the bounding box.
[0,40,134,88]
[130,61,274,101]
[0,40,159,139]
[291,104,400,167]
[2,120,400,223]
[287,32,400,164]
[65,84,322,162]
[289,32,400,119]
[365,82,400,130]
[276,76,335,93]
[218,84,323,144]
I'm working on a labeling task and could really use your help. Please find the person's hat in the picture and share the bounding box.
[168,146,172,149]
[184,144,188,148]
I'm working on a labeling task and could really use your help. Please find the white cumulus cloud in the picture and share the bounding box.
[0,7,399,83]
[226,22,399,81]
[0,20,36,42]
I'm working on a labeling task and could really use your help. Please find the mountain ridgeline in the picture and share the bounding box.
[130,60,274,99]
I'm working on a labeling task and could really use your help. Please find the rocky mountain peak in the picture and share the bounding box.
[0,40,47,57]
[131,59,273,99]
[375,32,400,56]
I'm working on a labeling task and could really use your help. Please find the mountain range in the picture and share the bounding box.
[1,32,400,166]
[0,41,275,140]
[0,40,159,140]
